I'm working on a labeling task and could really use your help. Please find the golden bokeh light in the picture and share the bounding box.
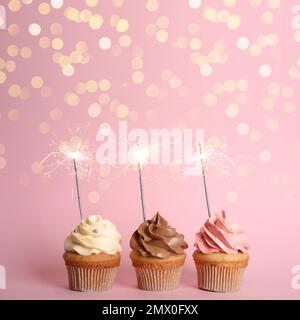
[112,0,124,7]
[8,84,22,97]
[132,71,144,84]
[85,0,98,7]
[202,92,218,106]
[8,108,21,121]
[40,86,52,98]
[74,82,86,95]
[88,191,100,204]
[50,108,63,121]
[146,0,159,12]
[6,60,17,72]
[65,7,80,23]
[226,103,240,118]
[7,45,19,57]
[157,16,169,29]
[39,36,51,49]
[20,47,32,59]
[31,76,44,89]
[0,157,6,170]
[31,161,44,174]
[8,24,20,37]
[261,12,274,24]
[88,102,102,118]
[89,15,104,30]
[250,129,262,141]
[99,165,110,177]
[146,84,159,97]
[189,38,202,50]
[116,104,129,118]
[224,0,237,7]
[0,71,6,84]
[8,0,22,12]
[0,144,5,155]
[38,2,51,15]
[50,23,63,35]
[64,92,80,106]
[227,14,241,30]
[236,93,248,105]
[99,179,110,190]
[156,29,168,43]
[98,93,110,105]
[119,35,132,48]
[99,79,111,91]
[86,80,98,93]
[116,18,129,33]
[169,75,182,89]
[38,122,51,134]
[52,38,64,50]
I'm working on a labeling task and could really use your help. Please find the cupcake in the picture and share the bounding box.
[63,215,121,292]
[130,212,188,291]
[193,211,249,292]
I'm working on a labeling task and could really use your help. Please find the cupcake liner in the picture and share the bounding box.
[193,251,249,292]
[65,264,118,292]
[134,266,183,291]
[63,252,120,292]
[194,263,246,292]
[130,251,186,291]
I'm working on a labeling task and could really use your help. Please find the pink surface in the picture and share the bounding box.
[1,0,300,299]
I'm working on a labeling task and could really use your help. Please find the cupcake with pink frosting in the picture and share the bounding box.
[193,210,249,292]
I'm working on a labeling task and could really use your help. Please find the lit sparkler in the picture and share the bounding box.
[199,143,211,218]
[129,144,150,222]
[41,132,94,221]
[184,140,234,176]
[184,140,234,218]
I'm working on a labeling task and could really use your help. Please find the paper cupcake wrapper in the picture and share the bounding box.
[195,263,246,292]
[66,265,118,292]
[134,266,183,291]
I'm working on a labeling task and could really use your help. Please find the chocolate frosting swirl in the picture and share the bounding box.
[130,212,188,259]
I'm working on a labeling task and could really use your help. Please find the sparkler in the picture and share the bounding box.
[183,140,234,218]
[199,143,211,218]
[184,140,234,176]
[130,144,149,222]
[41,132,94,222]
[73,158,83,221]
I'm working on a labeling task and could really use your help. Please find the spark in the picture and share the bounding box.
[130,143,150,222]
[40,128,95,221]
[41,130,94,179]
[184,140,234,176]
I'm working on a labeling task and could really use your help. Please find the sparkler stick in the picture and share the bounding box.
[133,143,148,222]
[41,132,93,222]
[73,159,83,221]
[138,160,146,222]
[199,143,211,218]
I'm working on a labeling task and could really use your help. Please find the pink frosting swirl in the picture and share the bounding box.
[195,211,249,254]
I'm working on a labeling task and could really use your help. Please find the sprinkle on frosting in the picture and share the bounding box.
[130,212,188,259]
[64,215,122,256]
[195,211,249,254]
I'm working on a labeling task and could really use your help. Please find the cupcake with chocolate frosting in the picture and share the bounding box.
[130,212,188,291]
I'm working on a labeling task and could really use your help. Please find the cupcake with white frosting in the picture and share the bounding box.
[63,215,121,292]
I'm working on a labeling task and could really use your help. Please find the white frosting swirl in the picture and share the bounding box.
[64,215,122,256]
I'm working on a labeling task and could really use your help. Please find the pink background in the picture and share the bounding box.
[1,0,300,299]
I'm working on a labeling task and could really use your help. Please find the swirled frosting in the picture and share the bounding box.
[195,211,249,254]
[64,215,122,256]
[130,212,188,259]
